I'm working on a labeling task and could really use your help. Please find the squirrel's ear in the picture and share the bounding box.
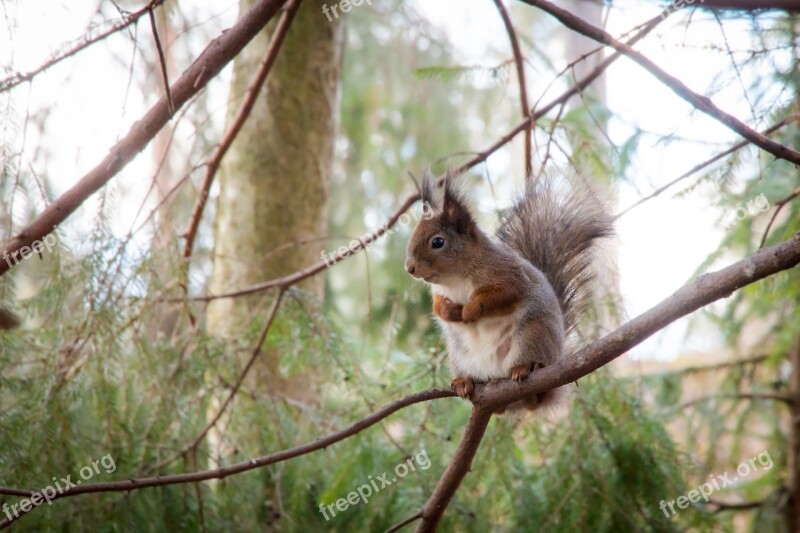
[420,170,439,210]
[442,172,477,237]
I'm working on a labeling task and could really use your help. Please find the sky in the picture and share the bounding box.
[1,0,790,360]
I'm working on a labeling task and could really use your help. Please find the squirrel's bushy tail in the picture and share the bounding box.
[496,173,613,334]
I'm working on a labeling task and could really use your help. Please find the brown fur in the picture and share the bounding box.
[405,170,612,414]
[462,283,522,323]
[433,294,463,322]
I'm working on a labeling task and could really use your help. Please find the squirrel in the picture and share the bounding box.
[404,170,613,413]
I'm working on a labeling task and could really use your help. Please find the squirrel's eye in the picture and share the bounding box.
[431,236,445,249]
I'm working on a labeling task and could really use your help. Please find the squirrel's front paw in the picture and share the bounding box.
[451,377,474,399]
[434,295,463,322]
[461,302,483,323]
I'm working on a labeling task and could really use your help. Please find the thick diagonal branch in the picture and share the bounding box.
[471,232,800,409]
[0,0,288,277]
[518,0,800,166]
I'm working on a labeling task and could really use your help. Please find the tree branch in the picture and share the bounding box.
[518,0,800,166]
[616,113,800,219]
[148,4,175,116]
[492,0,533,177]
[672,392,794,412]
[760,185,800,248]
[0,0,289,277]
[698,0,800,11]
[416,407,493,532]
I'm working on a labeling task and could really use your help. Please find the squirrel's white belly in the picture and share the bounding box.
[432,282,523,380]
[439,315,523,381]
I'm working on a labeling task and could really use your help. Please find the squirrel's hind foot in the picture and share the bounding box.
[510,361,543,381]
[451,377,474,399]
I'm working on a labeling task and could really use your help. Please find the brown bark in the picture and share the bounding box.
[206,0,343,399]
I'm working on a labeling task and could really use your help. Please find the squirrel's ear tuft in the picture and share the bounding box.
[420,170,439,210]
[442,171,477,236]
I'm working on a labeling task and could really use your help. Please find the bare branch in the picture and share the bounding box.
[492,0,533,177]
[148,4,175,116]
[384,511,423,533]
[707,497,768,512]
[182,0,303,261]
[698,0,800,11]
[760,186,800,248]
[632,354,769,378]
[0,0,165,94]
[416,407,493,532]
[518,0,800,166]
[0,0,289,277]
[672,392,795,412]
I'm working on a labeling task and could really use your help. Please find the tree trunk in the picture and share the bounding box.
[207,1,343,395]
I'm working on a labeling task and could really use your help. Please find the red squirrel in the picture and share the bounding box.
[405,171,612,412]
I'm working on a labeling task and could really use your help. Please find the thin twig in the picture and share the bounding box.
[707,497,768,512]
[671,392,795,412]
[0,0,166,94]
[149,4,175,116]
[384,511,423,533]
[492,0,532,177]
[617,113,800,219]
[760,186,800,248]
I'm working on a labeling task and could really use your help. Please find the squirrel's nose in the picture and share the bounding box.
[406,262,416,275]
